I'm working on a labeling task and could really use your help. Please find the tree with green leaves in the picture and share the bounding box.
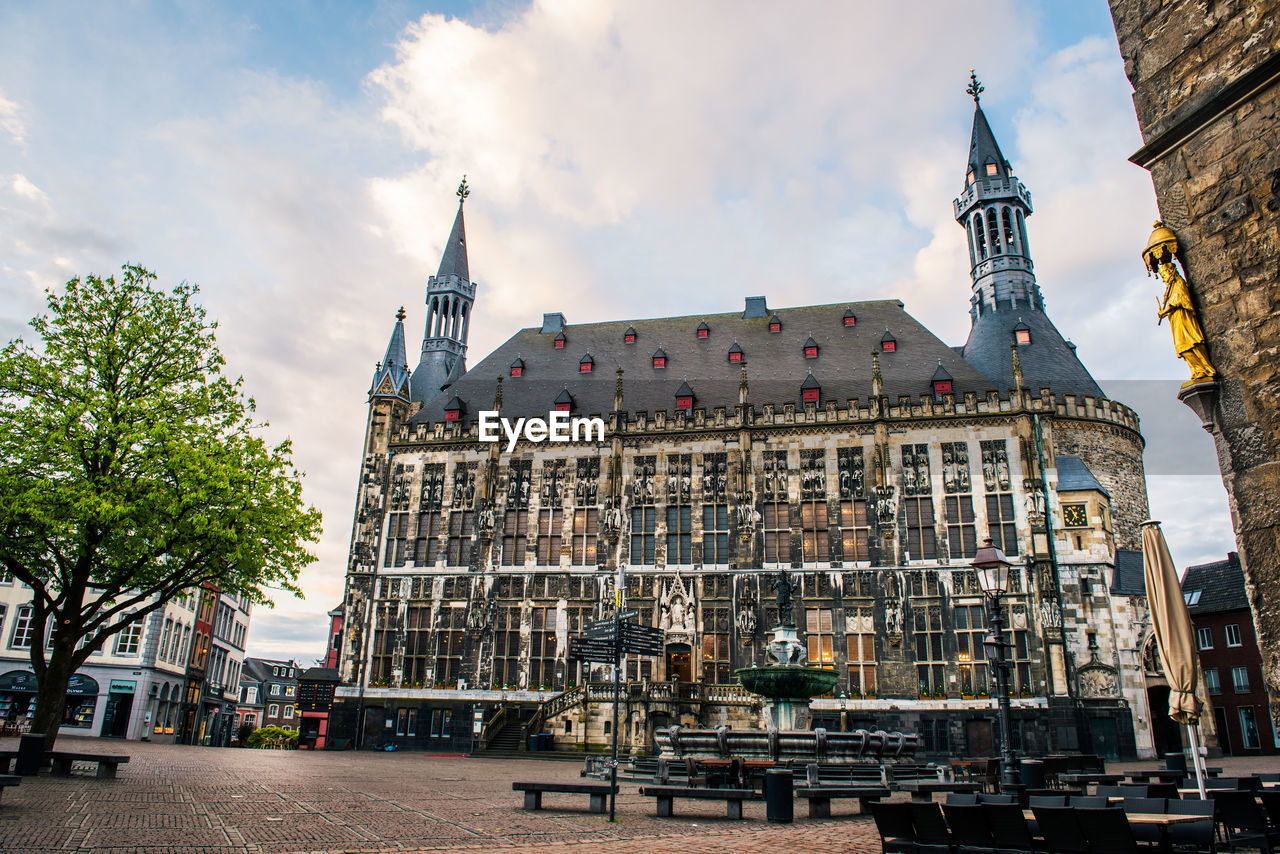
[0,265,322,745]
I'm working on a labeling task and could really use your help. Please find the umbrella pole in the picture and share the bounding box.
[1186,723,1207,799]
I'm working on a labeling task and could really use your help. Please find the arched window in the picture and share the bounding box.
[965,222,977,267]
[1002,207,1017,254]
[986,208,1001,255]
[1016,210,1029,256]
[974,214,987,260]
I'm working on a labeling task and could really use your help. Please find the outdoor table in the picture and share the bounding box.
[1023,811,1203,825]
[1058,772,1125,789]
[1125,769,1184,783]
[899,781,981,803]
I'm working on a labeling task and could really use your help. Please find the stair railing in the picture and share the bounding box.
[477,703,511,752]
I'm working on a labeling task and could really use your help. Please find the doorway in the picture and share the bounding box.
[1147,685,1185,755]
[1214,706,1233,755]
[966,719,994,756]
[102,692,133,738]
[1089,716,1119,759]
[666,644,692,681]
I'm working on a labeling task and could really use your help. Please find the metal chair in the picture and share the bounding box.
[979,793,1016,805]
[910,801,955,854]
[984,802,1038,854]
[870,800,917,854]
[1121,797,1169,847]
[943,803,996,854]
[1068,796,1107,808]
[1117,784,1151,798]
[1028,795,1067,808]
[1096,785,1123,799]
[947,792,980,805]
[1076,807,1143,854]
[1031,806,1089,854]
[1147,782,1179,799]
[1166,797,1216,853]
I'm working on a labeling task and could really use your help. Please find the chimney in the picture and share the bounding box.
[541,312,567,334]
[743,296,768,318]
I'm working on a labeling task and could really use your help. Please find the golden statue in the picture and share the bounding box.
[1143,221,1215,385]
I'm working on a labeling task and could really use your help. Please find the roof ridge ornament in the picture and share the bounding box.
[966,70,984,106]
[396,306,406,322]
[456,174,470,205]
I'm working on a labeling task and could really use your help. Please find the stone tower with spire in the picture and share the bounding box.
[956,73,1103,399]
[410,177,476,404]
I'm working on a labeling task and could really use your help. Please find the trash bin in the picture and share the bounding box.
[764,768,793,823]
[16,733,45,776]
[1020,759,1045,790]
[1163,752,1186,774]
[528,734,540,752]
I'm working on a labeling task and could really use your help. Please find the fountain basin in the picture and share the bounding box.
[735,664,838,700]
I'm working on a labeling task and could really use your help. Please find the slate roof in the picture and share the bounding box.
[967,106,1011,182]
[411,299,1001,425]
[1111,548,1146,596]
[370,313,411,398]
[300,667,340,682]
[436,204,469,280]
[1181,552,1247,616]
[962,309,1105,399]
[1056,455,1110,498]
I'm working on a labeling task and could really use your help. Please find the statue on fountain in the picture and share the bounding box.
[771,568,797,623]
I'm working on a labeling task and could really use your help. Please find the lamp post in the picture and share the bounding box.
[972,536,1021,794]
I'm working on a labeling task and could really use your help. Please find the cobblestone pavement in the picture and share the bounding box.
[1,736,880,854]
[6,737,1280,854]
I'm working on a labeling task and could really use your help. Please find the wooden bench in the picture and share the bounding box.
[795,785,890,818]
[638,785,759,819]
[0,775,19,802]
[512,781,616,814]
[49,751,129,779]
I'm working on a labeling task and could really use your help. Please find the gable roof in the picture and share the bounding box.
[1181,552,1247,615]
[1056,455,1110,498]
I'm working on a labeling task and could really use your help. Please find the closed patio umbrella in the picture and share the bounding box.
[1141,520,1208,798]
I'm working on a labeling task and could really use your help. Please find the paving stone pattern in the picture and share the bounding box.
[0,736,880,853]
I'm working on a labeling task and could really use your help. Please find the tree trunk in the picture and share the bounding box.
[31,640,78,751]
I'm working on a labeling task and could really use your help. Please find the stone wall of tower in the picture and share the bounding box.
[1049,418,1150,550]
[1109,0,1280,711]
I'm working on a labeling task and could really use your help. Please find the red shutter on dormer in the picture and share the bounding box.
[843,316,856,327]
[882,340,896,352]
[934,380,952,394]
[802,388,820,402]
[653,357,666,368]
[625,333,635,343]
[769,321,781,332]
[804,346,818,358]
[555,402,571,412]
[676,396,693,410]
[729,351,742,363]
[510,366,523,377]
[1015,329,1031,344]
[697,329,709,338]
[580,362,592,373]
[444,410,459,422]
[554,339,565,349]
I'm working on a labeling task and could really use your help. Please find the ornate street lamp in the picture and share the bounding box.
[972,536,1021,794]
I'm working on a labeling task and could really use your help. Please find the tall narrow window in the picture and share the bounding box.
[492,606,522,688]
[571,508,598,565]
[1002,207,1016,253]
[912,602,945,696]
[384,512,410,567]
[904,497,937,561]
[805,608,835,666]
[536,509,563,565]
[846,604,876,694]
[446,510,475,566]
[10,605,33,650]
[974,213,988,260]
[702,504,730,565]
[665,505,692,565]
[980,440,1017,556]
[986,208,1000,254]
[402,605,432,686]
[954,603,988,696]
[529,607,559,689]
[762,502,790,565]
[432,606,465,686]
[839,500,870,562]
[701,603,732,683]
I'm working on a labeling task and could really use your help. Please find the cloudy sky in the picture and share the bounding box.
[0,1,1234,665]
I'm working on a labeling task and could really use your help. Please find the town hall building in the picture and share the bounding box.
[328,89,1160,760]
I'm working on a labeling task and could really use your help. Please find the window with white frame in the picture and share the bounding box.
[159,618,174,661]
[11,605,34,649]
[285,685,295,697]
[283,705,295,720]
[1205,668,1221,694]
[114,620,142,655]
[1226,624,1242,647]
[1196,626,1213,649]
[268,704,279,718]
[1232,666,1250,693]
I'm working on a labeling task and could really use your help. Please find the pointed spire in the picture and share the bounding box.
[371,308,411,400]
[966,76,1008,183]
[436,187,470,280]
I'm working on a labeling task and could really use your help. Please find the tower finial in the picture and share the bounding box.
[395,306,406,322]
[457,174,470,205]
[966,69,984,106]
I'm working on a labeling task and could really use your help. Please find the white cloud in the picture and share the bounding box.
[0,89,23,145]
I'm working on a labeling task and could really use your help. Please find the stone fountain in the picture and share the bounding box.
[653,569,920,765]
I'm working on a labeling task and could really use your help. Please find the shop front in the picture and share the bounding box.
[0,670,101,735]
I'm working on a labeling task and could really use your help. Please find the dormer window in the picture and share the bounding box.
[554,388,573,413]
[966,168,975,186]
[652,348,667,369]
[553,331,566,349]
[675,379,694,413]
[931,361,953,398]
[801,372,821,404]
[769,315,782,333]
[843,309,856,328]
[696,321,710,339]
[624,326,636,344]
[444,396,465,423]
[1013,320,1031,345]
[509,356,525,378]
[728,342,743,363]
[986,162,999,176]
[880,330,897,353]
[803,336,819,359]
[579,353,594,373]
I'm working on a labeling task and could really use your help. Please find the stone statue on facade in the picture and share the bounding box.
[771,569,797,624]
[1144,221,1216,385]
